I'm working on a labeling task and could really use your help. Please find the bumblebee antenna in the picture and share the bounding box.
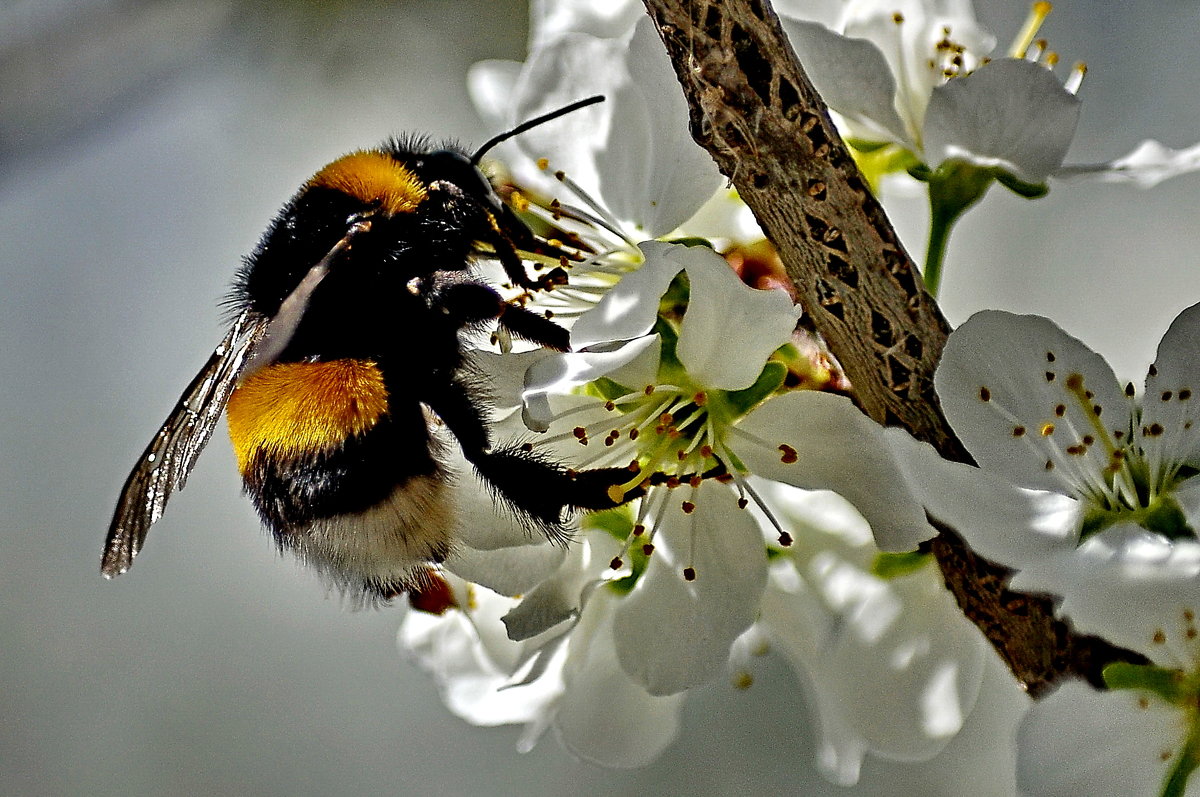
[471,95,605,165]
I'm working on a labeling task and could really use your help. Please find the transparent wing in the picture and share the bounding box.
[101,309,269,578]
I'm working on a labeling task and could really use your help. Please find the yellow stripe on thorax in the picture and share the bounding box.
[227,359,389,473]
[308,151,427,215]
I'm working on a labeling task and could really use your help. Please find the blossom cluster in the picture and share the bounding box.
[393,1,1200,794]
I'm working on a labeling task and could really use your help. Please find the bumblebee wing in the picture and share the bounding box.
[101,309,269,578]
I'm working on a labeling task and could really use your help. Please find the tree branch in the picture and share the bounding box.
[640,0,1142,696]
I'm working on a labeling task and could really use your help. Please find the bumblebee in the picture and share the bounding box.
[102,97,632,601]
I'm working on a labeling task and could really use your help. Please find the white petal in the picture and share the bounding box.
[735,391,936,551]
[554,589,686,767]
[521,335,660,431]
[467,59,523,134]
[398,586,562,727]
[509,31,619,200]
[528,0,643,48]
[1017,681,1185,797]
[1142,301,1200,469]
[676,245,800,391]
[924,59,1081,182]
[512,21,722,236]
[501,534,603,642]
[445,540,567,598]
[761,552,986,780]
[885,428,1083,567]
[1011,527,1200,666]
[779,19,911,148]
[934,309,1133,494]
[613,481,769,695]
[773,0,844,28]
[570,241,684,349]
[598,18,725,235]
[1057,138,1200,188]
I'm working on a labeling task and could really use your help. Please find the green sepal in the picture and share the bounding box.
[586,376,635,403]
[662,236,716,250]
[870,551,933,579]
[995,170,1049,198]
[1142,496,1194,540]
[724,362,788,416]
[584,506,637,541]
[1102,662,1186,704]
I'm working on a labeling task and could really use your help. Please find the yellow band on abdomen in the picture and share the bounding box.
[227,359,389,473]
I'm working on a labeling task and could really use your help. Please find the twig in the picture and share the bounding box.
[640,0,1143,696]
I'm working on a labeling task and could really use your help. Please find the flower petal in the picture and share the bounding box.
[511,20,722,236]
[613,480,769,695]
[1010,526,1200,667]
[1017,681,1184,797]
[445,540,567,598]
[1141,301,1200,471]
[467,59,522,134]
[1057,138,1200,188]
[570,241,684,349]
[934,309,1133,495]
[501,531,619,642]
[757,487,987,782]
[676,244,800,391]
[885,428,1083,567]
[522,335,660,431]
[528,0,643,48]
[398,584,561,728]
[779,18,911,148]
[735,391,936,551]
[554,590,686,767]
[924,58,1081,182]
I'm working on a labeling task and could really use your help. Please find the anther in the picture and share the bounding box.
[642,543,654,556]
[979,386,991,401]
[610,557,623,570]
[1046,372,1056,382]
[683,567,697,581]
[1040,423,1055,436]
[778,444,799,464]
[778,532,793,546]
[681,501,696,514]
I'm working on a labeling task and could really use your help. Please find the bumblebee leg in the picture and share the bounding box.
[432,281,569,351]
[423,378,635,535]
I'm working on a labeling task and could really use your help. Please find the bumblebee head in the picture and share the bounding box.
[409,147,506,217]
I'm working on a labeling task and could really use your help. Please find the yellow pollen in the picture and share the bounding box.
[1040,423,1055,436]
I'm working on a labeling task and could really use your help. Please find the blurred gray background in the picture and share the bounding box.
[0,1,1196,795]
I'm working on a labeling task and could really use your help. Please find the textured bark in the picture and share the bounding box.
[641,0,1143,696]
